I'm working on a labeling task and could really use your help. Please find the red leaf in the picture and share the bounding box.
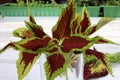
[95,36,109,43]
[17,52,40,79]
[85,49,113,76]
[47,53,65,76]
[89,17,114,35]
[28,7,36,24]
[86,49,106,66]
[52,0,75,39]
[84,61,108,80]
[61,36,90,52]
[29,14,36,24]
[88,25,96,35]
[25,21,46,38]
[93,36,117,44]
[80,7,90,33]
[0,42,17,53]
[20,52,39,74]
[71,15,80,34]
[20,37,51,51]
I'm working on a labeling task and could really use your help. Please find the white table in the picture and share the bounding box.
[0,17,120,80]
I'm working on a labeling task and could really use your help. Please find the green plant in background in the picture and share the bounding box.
[16,0,52,7]
[1,0,120,80]
[16,0,25,6]
[30,0,38,6]
[74,0,82,6]
[74,0,99,6]
[105,0,120,6]
[74,0,120,6]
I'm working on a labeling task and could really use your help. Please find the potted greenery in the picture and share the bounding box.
[0,0,120,80]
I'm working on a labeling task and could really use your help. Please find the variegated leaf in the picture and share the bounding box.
[0,42,17,54]
[14,37,51,52]
[16,52,40,80]
[71,14,81,34]
[61,34,99,53]
[28,8,36,24]
[94,36,118,44]
[44,53,67,80]
[25,21,47,38]
[84,60,108,80]
[52,0,75,39]
[80,6,91,34]
[85,49,113,76]
[13,27,32,38]
[88,17,114,35]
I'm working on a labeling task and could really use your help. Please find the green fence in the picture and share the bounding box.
[0,4,65,16]
[0,3,100,17]
[104,6,120,17]
[0,3,120,17]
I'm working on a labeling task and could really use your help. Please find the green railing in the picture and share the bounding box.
[0,3,100,17]
[0,3,120,17]
[104,6,120,17]
[0,3,65,16]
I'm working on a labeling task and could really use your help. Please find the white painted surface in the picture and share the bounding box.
[0,17,120,80]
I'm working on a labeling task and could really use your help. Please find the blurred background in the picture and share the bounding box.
[0,0,68,4]
[0,0,120,6]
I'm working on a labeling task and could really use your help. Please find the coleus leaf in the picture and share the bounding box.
[28,7,36,24]
[87,17,114,35]
[25,21,46,38]
[13,27,32,39]
[71,14,81,34]
[84,60,108,80]
[14,36,51,52]
[85,49,113,76]
[44,53,68,80]
[52,0,75,39]
[16,52,40,80]
[0,42,17,54]
[61,34,99,53]
[94,36,118,44]
[79,6,91,34]
[0,36,51,54]
[26,8,47,38]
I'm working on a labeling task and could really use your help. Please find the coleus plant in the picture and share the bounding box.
[0,0,119,80]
